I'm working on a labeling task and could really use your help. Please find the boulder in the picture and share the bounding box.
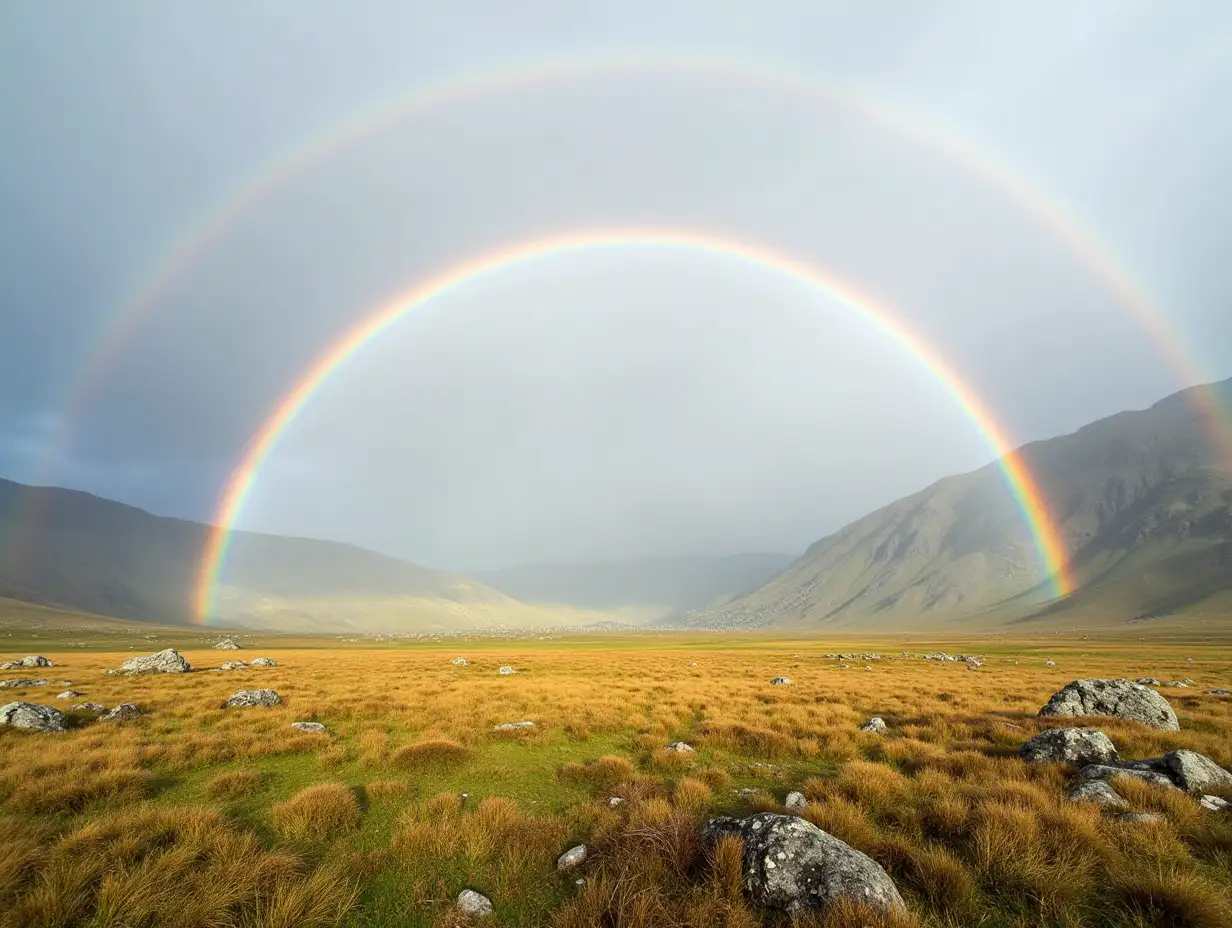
[1160,750,1232,793]
[1038,679,1179,730]
[452,657,470,666]
[0,679,46,688]
[860,717,887,734]
[55,691,80,699]
[498,666,516,675]
[219,661,248,671]
[120,649,191,675]
[665,741,695,753]
[702,813,904,913]
[1136,677,1162,686]
[102,703,142,722]
[770,677,793,686]
[456,889,493,918]
[784,791,808,811]
[1020,728,1118,766]
[557,845,587,871]
[225,689,281,708]
[0,656,53,669]
[1068,780,1128,808]
[72,703,107,712]
[214,639,241,650]
[1199,795,1230,812]
[291,721,327,733]
[493,721,534,731]
[0,701,67,732]
[250,657,277,668]
[1078,764,1179,791]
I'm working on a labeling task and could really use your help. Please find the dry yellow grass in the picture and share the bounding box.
[0,634,1229,926]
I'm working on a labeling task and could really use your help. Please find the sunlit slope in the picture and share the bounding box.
[0,480,554,630]
[695,379,1232,629]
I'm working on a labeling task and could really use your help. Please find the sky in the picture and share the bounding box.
[2,1,1231,571]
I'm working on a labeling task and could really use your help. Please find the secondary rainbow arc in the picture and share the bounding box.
[194,229,1074,625]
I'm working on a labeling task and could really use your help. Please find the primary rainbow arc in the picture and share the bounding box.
[194,229,1074,624]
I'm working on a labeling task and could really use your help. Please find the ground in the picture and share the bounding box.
[1,621,1231,928]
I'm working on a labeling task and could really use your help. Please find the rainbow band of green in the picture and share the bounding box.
[194,229,1073,624]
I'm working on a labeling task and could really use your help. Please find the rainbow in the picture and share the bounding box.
[41,52,1232,493]
[194,229,1074,624]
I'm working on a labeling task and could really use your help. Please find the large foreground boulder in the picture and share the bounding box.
[0,701,67,732]
[702,813,904,913]
[225,689,281,708]
[1038,679,1178,730]
[120,649,191,675]
[1020,728,1118,766]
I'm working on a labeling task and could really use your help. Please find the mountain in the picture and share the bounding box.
[689,379,1232,629]
[0,480,594,632]
[475,553,793,618]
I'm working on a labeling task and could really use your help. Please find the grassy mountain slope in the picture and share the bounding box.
[475,553,793,616]
[693,379,1232,629]
[0,480,585,631]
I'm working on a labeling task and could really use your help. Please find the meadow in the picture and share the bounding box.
[1,629,1231,928]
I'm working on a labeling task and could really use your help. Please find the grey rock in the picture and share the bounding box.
[71,703,107,712]
[456,889,493,917]
[451,657,470,666]
[250,657,276,668]
[291,721,326,733]
[0,679,47,688]
[0,655,53,669]
[702,813,904,913]
[493,720,534,731]
[860,717,887,734]
[1020,728,1118,766]
[213,638,241,650]
[770,677,793,686]
[1163,681,1190,688]
[784,791,808,810]
[101,703,142,722]
[557,845,587,871]
[1199,795,1230,812]
[1038,679,1179,731]
[498,666,516,675]
[1045,660,1056,667]
[0,701,67,732]
[1078,764,1179,791]
[665,741,695,753]
[1160,750,1232,793]
[1136,677,1162,686]
[55,691,80,699]
[120,649,191,675]
[1205,688,1230,696]
[225,689,281,708]
[1068,780,1128,808]
[219,660,248,671]
[1117,812,1165,824]
[608,797,625,807]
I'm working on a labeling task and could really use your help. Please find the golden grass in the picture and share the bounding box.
[0,636,1229,926]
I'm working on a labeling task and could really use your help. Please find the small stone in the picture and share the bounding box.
[498,666,516,675]
[291,721,326,733]
[1204,688,1230,696]
[225,689,281,708]
[456,889,493,917]
[664,741,695,753]
[0,701,67,732]
[101,703,142,722]
[1068,780,1128,808]
[860,716,887,734]
[1045,660,1056,667]
[71,703,106,712]
[770,677,792,686]
[55,691,80,699]
[493,720,535,731]
[452,657,470,666]
[1199,795,1230,812]
[219,660,248,671]
[557,845,587,871]
[250,657,276,668]
[608,797,625,807]
[784,791,808,810]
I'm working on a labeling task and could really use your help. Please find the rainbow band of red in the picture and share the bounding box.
[194,229,1073,623]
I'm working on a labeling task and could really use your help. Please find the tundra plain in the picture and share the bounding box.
[1,627,1231,928]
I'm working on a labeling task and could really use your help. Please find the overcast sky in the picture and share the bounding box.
[2,2,1231,570]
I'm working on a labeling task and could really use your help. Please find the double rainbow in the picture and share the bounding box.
[194,229,1075,623]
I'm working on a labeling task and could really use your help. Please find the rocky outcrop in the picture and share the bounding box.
[702,813,904,913]
[1020,728,1118,766]
[120,649,191,675]
[225,689,281,708]
[1038,679,1179,730]
[0,701,67,732]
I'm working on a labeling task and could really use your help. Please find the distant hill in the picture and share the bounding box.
[475,553,793,617]
[688,379,1232,630]
[0,480,592,632]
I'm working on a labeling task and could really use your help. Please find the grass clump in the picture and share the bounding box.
[392,739,472,770]
[271,783,362,841]
[205,769,264,799]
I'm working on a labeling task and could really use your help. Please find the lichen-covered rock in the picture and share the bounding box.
[0,701,67,732]
[101,703,142,722]
[1068,780,1128,808]
[1020,728,1118,766]
[213,639,241,650]
[250,657,276,668]
[1038,679,1179,730]
[456,889,493,917]
[71,703,107,712]
[120,649,191,675]
[1160,750,1232,793]
[0,679,47,688]
[557,845,587,871]
[291,721,326,733]
[1200,795,1230,812]
[0,655,53,669]
[225,689,281,708]
[665,741,695,753]
[702,813,904,913]
[785,791,808,810]
[1078,764,1179,791]
[219,660,248,671]
[860,717,887,734]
